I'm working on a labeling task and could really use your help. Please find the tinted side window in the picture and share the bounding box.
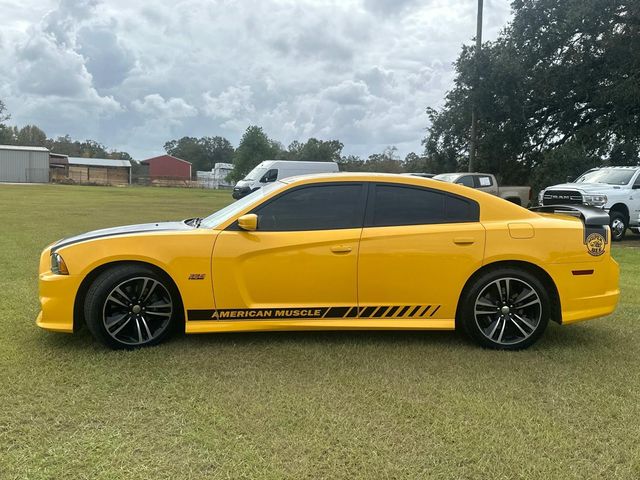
[255,184,364,231]
[369,184,479,227]
[457,175,474,187]
[261,169,278,183]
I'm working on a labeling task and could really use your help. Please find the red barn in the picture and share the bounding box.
[141,155,192,180]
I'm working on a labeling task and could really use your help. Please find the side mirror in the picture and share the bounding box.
[566,176,574,183]
[237,214,258,231]
[633,184,640,190]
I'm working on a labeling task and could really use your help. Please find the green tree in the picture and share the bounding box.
[402,152,432,173]
[338,147,405,173]
[17,125,47,146]
[365,147,405,173]
[164,136,235,174]
[337,154,366,171]
[201,136,235,169]
[424,0,640,184]
[0,100,15,144]
[0,99,9,124]
[530,141,600,194]
[46,135,131,159]
[164,136,207,173]
[229,126,281,182]
[285,138,344,162]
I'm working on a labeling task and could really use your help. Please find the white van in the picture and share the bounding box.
[232,160,339,199]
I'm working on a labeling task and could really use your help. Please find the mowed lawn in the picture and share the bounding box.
[1,184,639,479]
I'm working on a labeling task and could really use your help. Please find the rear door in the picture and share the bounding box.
[357,183,486,323]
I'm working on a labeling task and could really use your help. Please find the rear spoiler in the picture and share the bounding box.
[529,205,609,226]
[530,204,610,246]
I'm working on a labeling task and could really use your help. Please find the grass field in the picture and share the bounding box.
[1,183,639,479]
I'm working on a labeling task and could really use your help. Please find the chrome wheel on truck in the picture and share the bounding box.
[609,212,627,242]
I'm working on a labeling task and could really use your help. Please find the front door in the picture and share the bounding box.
[357,183,486,325]
[211,182,367,321]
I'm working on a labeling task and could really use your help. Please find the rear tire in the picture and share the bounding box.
[84,264,180,349]
[609,211,627,242]
[458,267,550,350]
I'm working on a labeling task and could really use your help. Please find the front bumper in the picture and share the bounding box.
[36,271,81,333]
[232,187,249,199]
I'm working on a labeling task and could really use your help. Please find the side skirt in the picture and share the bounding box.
[185,318,455,334]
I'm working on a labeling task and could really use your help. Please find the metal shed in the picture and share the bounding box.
[0,145,50,183]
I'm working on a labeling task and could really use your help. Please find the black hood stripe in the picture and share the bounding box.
[50,221,193,253]
[51,228,179,253]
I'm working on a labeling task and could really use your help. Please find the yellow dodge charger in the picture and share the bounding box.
[37,173,620,350]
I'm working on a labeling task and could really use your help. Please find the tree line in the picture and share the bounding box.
[0,101,429,181]
[163,127,428,181]
[0,103,132,160]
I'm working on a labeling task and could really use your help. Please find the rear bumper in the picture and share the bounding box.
[36,272,80,333]
[548,257,620,325]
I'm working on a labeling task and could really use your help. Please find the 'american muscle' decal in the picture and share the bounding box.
[187,305,442,321]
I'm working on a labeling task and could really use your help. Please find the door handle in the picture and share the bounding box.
[453,237,475,245]
[331,245,352,253]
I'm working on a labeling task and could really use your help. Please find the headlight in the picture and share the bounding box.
[583,194,607,207]
[51,253,69,275]
[538,190,545,205]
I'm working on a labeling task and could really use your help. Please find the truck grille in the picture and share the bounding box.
[542,190,583,206]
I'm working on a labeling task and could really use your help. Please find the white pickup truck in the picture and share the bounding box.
[538,166,640,241]
[433,172,532,206]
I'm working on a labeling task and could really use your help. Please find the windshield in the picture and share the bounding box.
[432,174,460,183]
[242,166,268,182]
[575,169,635,185]
[200,182,283,228]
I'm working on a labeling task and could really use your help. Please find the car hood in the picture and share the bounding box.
[51,221,193,252]
[544,182,625,193]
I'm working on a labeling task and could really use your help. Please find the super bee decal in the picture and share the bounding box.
[585,233,606,256]
[187,305,442,321]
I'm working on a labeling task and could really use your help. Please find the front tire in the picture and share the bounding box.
[458,268,550,350]
[609,211,627,242]
[84,265,179,349]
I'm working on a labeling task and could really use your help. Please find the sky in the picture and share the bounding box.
[0,0,513,160]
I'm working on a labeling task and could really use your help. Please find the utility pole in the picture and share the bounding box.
[468,0,483,172]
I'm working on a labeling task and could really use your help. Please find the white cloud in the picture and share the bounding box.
[132,94,197,120]
[202,86,255,119]
[0,0,513,158]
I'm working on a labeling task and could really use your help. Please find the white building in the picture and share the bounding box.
[197,163,234,189]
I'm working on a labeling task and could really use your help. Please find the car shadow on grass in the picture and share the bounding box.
[37,320,609,354]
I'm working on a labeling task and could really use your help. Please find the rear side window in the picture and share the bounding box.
[367,184,479,227]
[254,184,365,231]
[475,175,493,187]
